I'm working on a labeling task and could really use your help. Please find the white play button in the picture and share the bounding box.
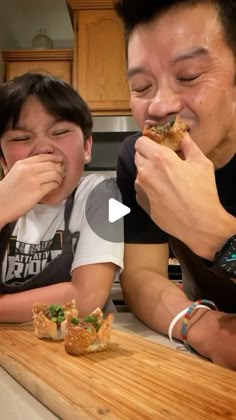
[85,178,130,242]
[108,198,131,223]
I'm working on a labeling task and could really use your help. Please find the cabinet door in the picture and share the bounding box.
[76,9,130,114]
[5,61,72,84]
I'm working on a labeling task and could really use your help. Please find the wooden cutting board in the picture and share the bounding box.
[0,324,235,420]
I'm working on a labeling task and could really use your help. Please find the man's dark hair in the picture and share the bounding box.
[114,0,236,55]
[0,72,93,142]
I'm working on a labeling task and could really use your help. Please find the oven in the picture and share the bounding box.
[84,116,139,175]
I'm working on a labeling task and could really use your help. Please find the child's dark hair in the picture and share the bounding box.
[114,0,236,55]
[0,72,93,143]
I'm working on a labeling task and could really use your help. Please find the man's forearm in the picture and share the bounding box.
[121,270,217,347]
[121,270,193,339]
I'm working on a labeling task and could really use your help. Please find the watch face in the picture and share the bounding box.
[216,236,236,276]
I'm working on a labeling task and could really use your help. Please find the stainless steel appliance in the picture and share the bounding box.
[85,116,139,172]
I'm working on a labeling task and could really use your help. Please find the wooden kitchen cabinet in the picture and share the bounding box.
[1,49,73,84]
[67,0,130,114]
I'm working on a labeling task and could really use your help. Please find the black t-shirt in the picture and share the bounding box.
[117,133,236,313]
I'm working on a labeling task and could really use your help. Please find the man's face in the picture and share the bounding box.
[127,2,236,166]
[0,96,92,204]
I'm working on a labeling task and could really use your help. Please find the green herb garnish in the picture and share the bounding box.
[57,316,65,324]
[83,315,100,331]
[83,315,97,323]
[51,317,58,323]
[49,304,63,313]
[71,317,79,326]
[85,327,93,332]
[156,124,165,132]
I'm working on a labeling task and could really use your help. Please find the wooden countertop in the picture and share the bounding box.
[0,313,235,419]
[1,313,166,420]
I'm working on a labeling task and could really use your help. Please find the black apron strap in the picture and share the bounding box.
[0,222,17,271]
[0,190,78,293]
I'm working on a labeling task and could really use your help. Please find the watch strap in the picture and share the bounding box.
[213,235,236,276]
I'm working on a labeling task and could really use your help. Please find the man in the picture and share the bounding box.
[0,72,123,322]
[115,0,236,369]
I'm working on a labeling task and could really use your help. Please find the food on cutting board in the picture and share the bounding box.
[32,299,78,341]
[32,302,114,355]
[64,308,114,355]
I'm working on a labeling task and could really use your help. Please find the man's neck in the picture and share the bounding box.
[208,138,236,170]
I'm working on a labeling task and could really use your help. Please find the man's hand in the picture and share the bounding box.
[0,154,65,225]
[187,309,236,370]
[135,133,236,259]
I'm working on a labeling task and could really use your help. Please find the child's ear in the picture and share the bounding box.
[0,157,8,177]
[84,136,93,164]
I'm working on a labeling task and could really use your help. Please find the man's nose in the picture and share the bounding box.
[148,82,182,119]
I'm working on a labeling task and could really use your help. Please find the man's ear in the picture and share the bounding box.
[84,135,93,164]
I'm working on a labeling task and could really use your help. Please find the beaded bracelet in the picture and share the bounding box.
[181,299,217,352]
[168,304,211,345]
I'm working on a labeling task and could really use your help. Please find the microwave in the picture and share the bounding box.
[85,116,139,172]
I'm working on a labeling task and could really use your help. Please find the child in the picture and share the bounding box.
[0,72,123,322]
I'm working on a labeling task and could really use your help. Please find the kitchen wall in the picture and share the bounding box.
[0,13,16,80]
[0,0,73,80]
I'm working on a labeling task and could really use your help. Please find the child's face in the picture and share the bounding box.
[0,96,92,204]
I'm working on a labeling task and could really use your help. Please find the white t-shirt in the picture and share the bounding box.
[1,174,124,289]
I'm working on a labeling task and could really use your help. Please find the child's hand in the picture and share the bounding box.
[0,154,65,226]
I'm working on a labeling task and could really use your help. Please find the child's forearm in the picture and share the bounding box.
[0,282,74,323]
[0,263,115,323]
[0,282,81,323]
[0,210,11,230]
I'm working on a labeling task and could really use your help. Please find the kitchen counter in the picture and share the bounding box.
[0,313,189,420]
